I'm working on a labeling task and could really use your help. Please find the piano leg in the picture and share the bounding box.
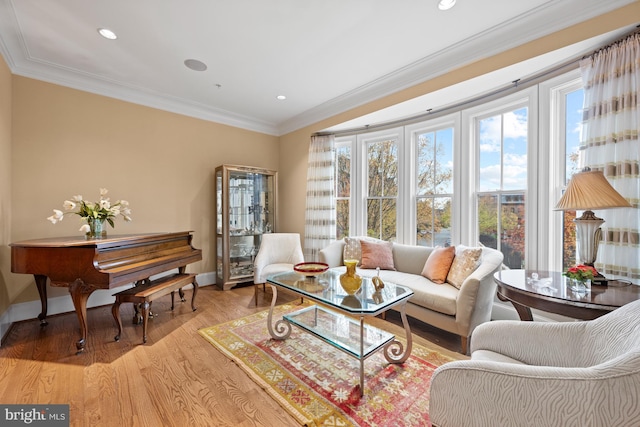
[34,274,49,326]
[67,278,98,355]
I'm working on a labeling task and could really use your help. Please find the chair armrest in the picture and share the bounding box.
[430,358,640,427]
[470,320,589,366]
[318,240,345,267]
[253,249,270,284]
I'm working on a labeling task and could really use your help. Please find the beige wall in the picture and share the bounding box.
[278,2,640,239]
[8,77,279,304]
[0,53,12,313]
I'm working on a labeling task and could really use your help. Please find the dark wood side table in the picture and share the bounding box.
[494,269,640,321]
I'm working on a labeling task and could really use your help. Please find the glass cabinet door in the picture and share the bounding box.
[215,165,277,290]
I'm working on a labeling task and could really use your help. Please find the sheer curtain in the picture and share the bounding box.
[579,32,640,281]
[304,134,336,261]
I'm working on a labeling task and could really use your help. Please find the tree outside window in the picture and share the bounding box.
[335,144,351,239]
[367,139,397,240]
[416,128,453,246]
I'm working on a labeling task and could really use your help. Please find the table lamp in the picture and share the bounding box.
[555,167,631,278]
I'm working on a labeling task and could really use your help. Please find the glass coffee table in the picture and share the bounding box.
[266,269,414,396]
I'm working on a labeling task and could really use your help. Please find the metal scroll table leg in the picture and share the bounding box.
[34,274,49,326]
[383,301,413,363]
[266,284,291,340]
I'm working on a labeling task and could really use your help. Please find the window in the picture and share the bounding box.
[476,106,528,269]
[414,127,454,246]
[335,142,352,240]
[364,135,399,240]
[560,88,584,270]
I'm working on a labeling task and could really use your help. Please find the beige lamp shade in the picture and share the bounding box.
[555,169,631,211]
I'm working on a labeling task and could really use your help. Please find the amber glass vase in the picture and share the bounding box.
[340,259,363,295]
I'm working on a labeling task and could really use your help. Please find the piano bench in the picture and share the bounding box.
[112,273,198,344]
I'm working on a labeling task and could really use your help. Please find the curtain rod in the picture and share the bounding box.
[317,26,640,138]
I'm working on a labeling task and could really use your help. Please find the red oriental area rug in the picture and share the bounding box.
[198,303,462,427]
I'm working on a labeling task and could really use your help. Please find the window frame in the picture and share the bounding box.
[539,69,583,272]
[461,87,537,267]
[404,113,460,245]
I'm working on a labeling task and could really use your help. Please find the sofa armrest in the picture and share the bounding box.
[318,239,345,268]
[453,247,503,335]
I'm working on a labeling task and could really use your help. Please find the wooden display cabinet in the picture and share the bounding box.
[215,164,277,290]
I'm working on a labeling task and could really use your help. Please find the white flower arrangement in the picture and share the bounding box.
[47,188,132,233]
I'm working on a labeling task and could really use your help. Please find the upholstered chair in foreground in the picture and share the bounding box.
[429,298,640,427]
[253,233,304,306]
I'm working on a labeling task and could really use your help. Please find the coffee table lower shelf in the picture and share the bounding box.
[270,304,403,396]
[285,305,395,359]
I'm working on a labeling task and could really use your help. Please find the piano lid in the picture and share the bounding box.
[10,231,202,288]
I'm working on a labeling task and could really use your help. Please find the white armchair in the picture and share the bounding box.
[253,233,304,305]
[430,298,640,427]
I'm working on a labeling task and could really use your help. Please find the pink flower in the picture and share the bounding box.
[563,264,598,281]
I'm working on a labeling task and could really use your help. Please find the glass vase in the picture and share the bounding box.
[340,259,362,295]
[568,277,589,293]
[87,218,107,239]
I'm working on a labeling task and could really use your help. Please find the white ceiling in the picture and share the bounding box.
[0,0,635,136]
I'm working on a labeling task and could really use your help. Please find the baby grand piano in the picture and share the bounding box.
[10,231,202,354]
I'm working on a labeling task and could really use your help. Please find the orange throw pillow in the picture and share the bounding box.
[421,246,456,284]
[359,240,396,270]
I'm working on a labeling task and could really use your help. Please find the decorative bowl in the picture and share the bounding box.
[294,262,329,277]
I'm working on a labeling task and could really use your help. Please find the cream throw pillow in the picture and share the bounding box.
[421,246,456,284]
[446,247,482,289]
[359,240,396,270]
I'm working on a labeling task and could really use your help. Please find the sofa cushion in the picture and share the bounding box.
[421,246,456,284]
[343,237,362,264]
[360,240,395,270]
[446,247,482,289]
[392,243,432,275]
[343,236,381,266]
[353,268,458,316]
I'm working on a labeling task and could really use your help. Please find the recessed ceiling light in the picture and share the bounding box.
[438,0,456,11]
[184,59,207,71]
[97,28,117,40]
[276,95,287,100]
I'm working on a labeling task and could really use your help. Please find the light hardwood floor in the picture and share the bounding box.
[0,283,462,427]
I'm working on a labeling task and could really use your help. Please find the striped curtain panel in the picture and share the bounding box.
[579,32,640,280]
[304,134,336,261]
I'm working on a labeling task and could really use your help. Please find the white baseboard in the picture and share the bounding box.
[0,272,217,345]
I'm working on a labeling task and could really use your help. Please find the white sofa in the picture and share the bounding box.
[429,298,640,427]
[318,238,504,353]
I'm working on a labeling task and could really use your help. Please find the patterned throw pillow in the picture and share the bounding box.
[359,240,396,270]
[343,237,362,265]
[446,247,482,289]
[421,246,456,284]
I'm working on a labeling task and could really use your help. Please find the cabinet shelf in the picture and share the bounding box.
[215,164,277,290]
